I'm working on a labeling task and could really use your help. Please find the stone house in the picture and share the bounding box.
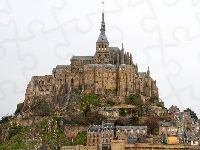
[149,106,167,117]
[87,123,114,149]
[157,121,178,136]
[178,131,199,146]
[116,126,147,144]
[98,107,119,119]
[168,105,180,115]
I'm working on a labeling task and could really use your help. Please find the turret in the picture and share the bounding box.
[94,1,110,64]
[121,43,125,64]
[147,66,150,77]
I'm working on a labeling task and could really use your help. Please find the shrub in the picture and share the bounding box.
[8,125,22,140]
[119,108,126,117]
[106,99,115,106]
[14,103,24,114]
[0,116,12,124]
[126,94,142,106]
[74,131,87,146]
[31,99,53,116]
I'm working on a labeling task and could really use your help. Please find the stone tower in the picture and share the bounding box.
[94,10,110,64]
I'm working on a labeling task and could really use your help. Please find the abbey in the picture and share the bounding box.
[24,12,159,106]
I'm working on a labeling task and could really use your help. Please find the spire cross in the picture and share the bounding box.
[102,0,105,12]
[100,0,105,32]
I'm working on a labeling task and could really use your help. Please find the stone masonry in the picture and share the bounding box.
[23,12,159,108]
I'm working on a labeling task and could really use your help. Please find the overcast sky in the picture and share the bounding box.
[0,0,200,118]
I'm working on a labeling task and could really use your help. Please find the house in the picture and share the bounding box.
[87,123,114,148]
[116,126,147,144]
[168,105,180,115]
[157,121,178,136]
[178,131,199,146]
[98,107,119,119]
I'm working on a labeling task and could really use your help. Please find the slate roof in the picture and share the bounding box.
[88,123,114,132]
[178,132,186,139]
[175,112,184,120]
[99,107,119,111]
[116,126,147,131]
[109,47,120,51]
[138,72,146,78]
[168,105,180,113]
[87,64,116,68]
[127,138,137,144]
[88,125,102,132]
[97,31,108,42]
[70,56,94,61]
[178,131,199,141]
[157,121,176,127]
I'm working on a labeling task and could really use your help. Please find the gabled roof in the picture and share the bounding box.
[70,56,94,61]
[88,123,114,132]
[99,107,119,111]
[116,126,147,131]
[157,121,176,127]
[168,105,180,113]
[109,47,120,51]
[87,64,116,68]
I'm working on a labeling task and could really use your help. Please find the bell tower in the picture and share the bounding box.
[94,0,110,64]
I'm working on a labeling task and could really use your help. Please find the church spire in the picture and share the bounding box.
[100,0,105,32]
[97,0,108,42]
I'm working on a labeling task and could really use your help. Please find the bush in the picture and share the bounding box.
[106,99,115,106]
[126,94,142,106]
[8,125,22,140]
[116,117,130,126]
[74,131,87,146]
[130,115,139,125]
[119,108,126,117]
[0,116,12,124]
[31,99,53,116]
[14,103,24,114]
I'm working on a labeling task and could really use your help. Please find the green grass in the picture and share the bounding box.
[0,118,69,149]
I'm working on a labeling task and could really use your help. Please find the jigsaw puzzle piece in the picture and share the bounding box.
[0,0,65,39]
[0,80,24,115]
[191,0,200,7]
[141,1,200,46]
[161,27,200,116]
[0,0,11,14]
[51,0,122,34]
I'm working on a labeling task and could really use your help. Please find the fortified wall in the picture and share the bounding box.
[23,12,159,109]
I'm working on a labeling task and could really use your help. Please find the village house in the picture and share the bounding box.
[116,126,147,144]
[98,107,119,120]
[157,121,178,136]
[87,123,114,149]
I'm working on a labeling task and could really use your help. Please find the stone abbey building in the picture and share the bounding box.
[24,12,159,106]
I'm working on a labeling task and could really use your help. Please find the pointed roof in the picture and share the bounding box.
[97,3,108,42]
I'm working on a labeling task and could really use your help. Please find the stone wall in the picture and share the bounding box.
[61,145,98,150]
[63,125,89,139]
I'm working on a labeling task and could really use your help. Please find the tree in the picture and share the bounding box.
[126,94,142,106]
[116,117,130,126]
[14,103,24,114]
[0,116,12,124]
[184,108,198,121]
[74,131,87,146]
[31,99,53,116]
[144,116,158,135]
[130,115,139,125]
[119,108,126,117]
